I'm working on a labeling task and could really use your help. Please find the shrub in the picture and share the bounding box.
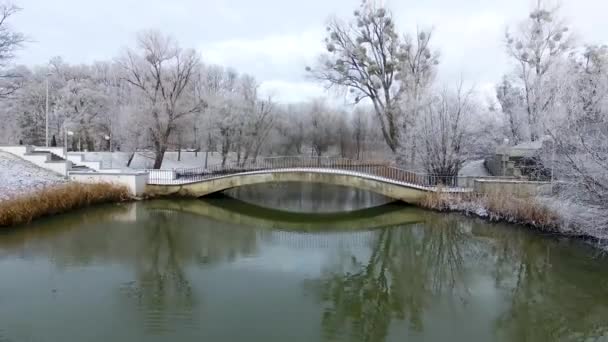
[0,182,131,227]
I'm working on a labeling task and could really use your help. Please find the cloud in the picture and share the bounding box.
[202,29,324,81]
[259,80,326,103]
[10,0,608,104]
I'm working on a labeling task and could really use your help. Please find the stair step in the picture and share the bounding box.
[71,165,96,172]
[28,151,66,162]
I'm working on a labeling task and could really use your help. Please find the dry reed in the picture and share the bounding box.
[0,182,131,227]
[421,190,559,231]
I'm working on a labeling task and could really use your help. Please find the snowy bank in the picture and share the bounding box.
[420,191,608,249]
[0,152,66,201]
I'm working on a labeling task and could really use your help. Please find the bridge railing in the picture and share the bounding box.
[145,156,484,191]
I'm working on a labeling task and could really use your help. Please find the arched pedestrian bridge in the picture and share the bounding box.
[145,157,474,204]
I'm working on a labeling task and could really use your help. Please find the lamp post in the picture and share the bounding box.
[104,135,111,152]
[65,130,74,152]
[64,121,74,154]
[45,72,52,147]
[104,135,112,168]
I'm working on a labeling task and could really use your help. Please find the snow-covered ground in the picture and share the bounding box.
[160,151,236,169]
[74,151,239,170]
[0,152,67,201]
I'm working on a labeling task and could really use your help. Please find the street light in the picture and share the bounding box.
[45,72,52,147]
[104,135,113,168]
[65,130,74,152]
[104,135,111,151]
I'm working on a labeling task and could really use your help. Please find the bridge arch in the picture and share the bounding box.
[145,169,431,204]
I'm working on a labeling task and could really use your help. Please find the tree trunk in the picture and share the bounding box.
[153,149,165,169]
[127,153,135,167]
[153,138,167,169]
[221,134,230,167]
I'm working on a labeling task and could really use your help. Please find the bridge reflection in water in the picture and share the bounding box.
[146,197,422,233]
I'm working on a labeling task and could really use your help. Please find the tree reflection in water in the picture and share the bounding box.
[488,225,608,341]
[308,213,608,342]
[121,210,196,333]
[308,214,472,342]
[118,208,260,333]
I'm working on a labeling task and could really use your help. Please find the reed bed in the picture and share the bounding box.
[421,190,559,231]
[0,182,131,227]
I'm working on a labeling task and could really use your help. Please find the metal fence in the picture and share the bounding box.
[144,156,502,191]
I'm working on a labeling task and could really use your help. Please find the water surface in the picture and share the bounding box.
[0,184,607,342]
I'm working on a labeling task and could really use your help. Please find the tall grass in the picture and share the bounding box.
[421,190,559,231]
[0,183,131,227]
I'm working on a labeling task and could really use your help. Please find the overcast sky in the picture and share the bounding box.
[11,0,608,103]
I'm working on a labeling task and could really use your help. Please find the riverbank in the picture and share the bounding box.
[0,183,132,227]
[419,191,607,248]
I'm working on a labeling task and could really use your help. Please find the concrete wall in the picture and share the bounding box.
[145,171,429,204]
[35,147,67,158]
[32,159,71,176]
[20,154,72,176]
[0,145,32,155]
[70,172,149,196]
[485,154,522,177]
[474,179,552,198]
[67,153,103,171]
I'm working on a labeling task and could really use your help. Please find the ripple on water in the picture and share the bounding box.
[119,277,198,336]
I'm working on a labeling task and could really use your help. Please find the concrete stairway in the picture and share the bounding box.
[0,144,148,197]
[0,146,72,176]
[0,145,99,176]
[66,153,104,172]
[70,164,96,172]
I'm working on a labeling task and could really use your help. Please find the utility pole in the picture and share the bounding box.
[45,73,50,147]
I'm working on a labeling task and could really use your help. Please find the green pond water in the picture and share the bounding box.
[0,183,607,342]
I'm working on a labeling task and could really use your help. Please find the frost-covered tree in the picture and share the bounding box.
[118,31,204,169]
[352,107,370,160]
[274,104,307,155]
[16,78,48,145]
[550,45,608,204]
[419,83,475,178]
[55,78,111,151]
[240,95,276,164]
[399,30,439,164]
[503,0,572,141]
[0,2,24,98]
[307,99,338,158]
[308,0,438,154]
[496,76,527,144]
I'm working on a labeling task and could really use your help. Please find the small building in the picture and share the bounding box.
[485,139,552,180]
